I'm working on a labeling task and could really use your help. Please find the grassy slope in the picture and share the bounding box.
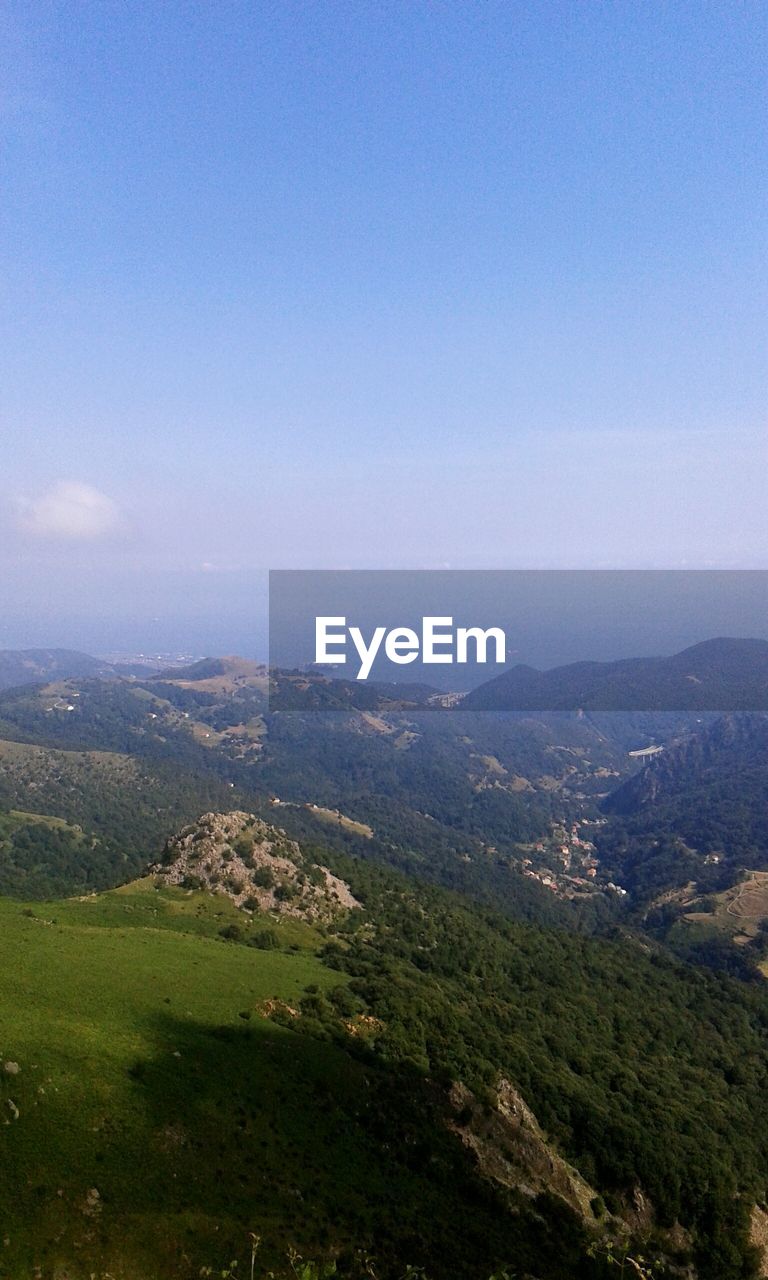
[0,737,257,897]
[0,885,593,1280]
[0,886,333,1277]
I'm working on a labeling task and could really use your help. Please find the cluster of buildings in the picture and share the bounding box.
[519,819,627,899]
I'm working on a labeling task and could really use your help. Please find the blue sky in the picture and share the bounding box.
[1,1,766,651]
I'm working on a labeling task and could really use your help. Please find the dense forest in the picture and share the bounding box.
[233,845,768,1279]
[2,664,768,1276]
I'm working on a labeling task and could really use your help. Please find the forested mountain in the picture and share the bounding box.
[0,736,253,897]
[0,654,765,921]
[0,666,637,913]
[0,653,759,916]
[597,714,768,907]
[4,649,768,1276]
[0,648,114,690]
[4,815,768,1278]
[604,713,768,818]
[463,637,768,711]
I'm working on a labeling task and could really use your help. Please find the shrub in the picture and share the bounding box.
[219,923,243,942]
[249,928,280,950]
[274,881,298,902]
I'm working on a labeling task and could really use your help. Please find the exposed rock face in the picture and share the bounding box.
[449,1078,696,1275]
[153,811,360,922]
[751,1205,768,1278]
[604,712,768,816]
[448,1077,599,1222]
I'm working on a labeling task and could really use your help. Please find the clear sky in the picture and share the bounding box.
[1,1,766,652]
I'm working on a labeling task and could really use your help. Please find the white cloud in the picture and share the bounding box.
[20,481,120,540]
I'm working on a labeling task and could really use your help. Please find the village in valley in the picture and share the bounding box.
[513,817,628,901]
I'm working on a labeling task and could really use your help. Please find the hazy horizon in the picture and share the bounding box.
[4,568,768,683]
[3,3,766,642]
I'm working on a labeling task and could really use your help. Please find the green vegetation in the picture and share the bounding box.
[0,806,127,899]
[4,857,767,1277]
[0,676,636,919]
[3,661,768,1278]
[0,736,255,896]
[309,849,768,1279]
[0,883,607,1280]
[600,714,768,903]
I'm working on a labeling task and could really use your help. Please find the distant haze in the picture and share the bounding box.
[2,5,766,642]
[269,570,768,687]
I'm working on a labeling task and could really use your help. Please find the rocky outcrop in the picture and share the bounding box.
[604,713,768,816]
[448,1077,599,1222]
[751,1205,768,1278]
[448,1078,696,1275]
[153,811,360,923]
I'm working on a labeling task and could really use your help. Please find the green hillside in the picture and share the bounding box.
[0,882,602,1280]
[0,737,255,896]
[4,849,768,1278]
[5,662,768,1278]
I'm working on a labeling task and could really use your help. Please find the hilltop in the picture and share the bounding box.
[154,810,359,921]
[157,654,267,691]
[4,817,768,1276]
[463,638,768,711]
[0,844,613,1280]
[0,648,133,692]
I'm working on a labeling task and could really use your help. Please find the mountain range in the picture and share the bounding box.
[0,647,159,690]
[2,641,768,1276]
[462,637,768,711]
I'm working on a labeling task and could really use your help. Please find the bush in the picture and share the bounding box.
[249,928,280,950]
[252,865,275,889]
[590,1195,606,1219]
[328,985,360,1017]
[275,881,298,902]
[219,923,243,942]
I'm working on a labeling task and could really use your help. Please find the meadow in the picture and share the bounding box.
[0,884,579,1280]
